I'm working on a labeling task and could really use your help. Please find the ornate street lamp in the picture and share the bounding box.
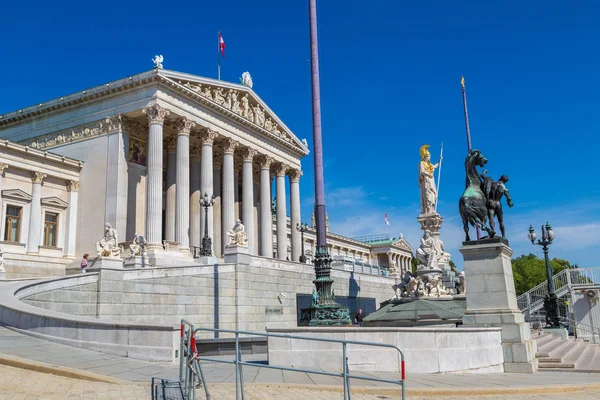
[200,192,215,256]
[296,223,309,263]
[528,222,560,327]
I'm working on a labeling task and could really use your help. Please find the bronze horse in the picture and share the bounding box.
[459,149,494,241]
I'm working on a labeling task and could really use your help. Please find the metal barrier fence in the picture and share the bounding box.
[174,319,406,400]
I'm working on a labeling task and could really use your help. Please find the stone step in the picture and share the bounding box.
[541,341,579,363]
[534,333,562,350]
[537,338,572,358]
[538,362,575,369]
[575,344,599,370]
[532,332,556,346]
[564,342,590,365]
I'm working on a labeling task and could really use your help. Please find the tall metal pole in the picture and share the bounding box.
[461,77,480,239]
[217,30,221,80]
[309,0,326,248]
[305,0,350,326]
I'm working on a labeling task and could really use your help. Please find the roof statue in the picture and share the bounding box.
[302,138,308,148]
[240,71,253,88]
[152,55,164,70]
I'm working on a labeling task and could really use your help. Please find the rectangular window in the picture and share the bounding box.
[4,205,22,242]
[44,212,58,247]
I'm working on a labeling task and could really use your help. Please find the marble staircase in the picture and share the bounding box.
[532,331,600,372]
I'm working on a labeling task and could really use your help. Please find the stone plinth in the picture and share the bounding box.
[224,245,250,264]
[197,256,218,265]
[146,247,194,267]
[88,257,124,270]
[417,212,451,270]
[123,256,151,269]
[460,238,538,373]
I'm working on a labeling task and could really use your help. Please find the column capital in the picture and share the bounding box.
[166,135,177,152]
[175,117,196,136]
[213,152,223,169]
[0,164,9,176]
[275,163,288,177]
[289,169,302,183]
[257,155,274,170]
[222,138,239,155]
[190,144,202,161]
[143,104,170,125]
[31,171,47,184]
[199,129,218,145]
[66,180,80,192]
[241,148,257,162]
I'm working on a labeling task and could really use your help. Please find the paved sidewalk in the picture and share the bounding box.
[2,326,600,397]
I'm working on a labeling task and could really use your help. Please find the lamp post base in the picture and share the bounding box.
[544,293,561,328]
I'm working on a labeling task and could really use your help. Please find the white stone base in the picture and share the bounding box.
[267,327,504,374]
[123,255,151,269]
[545,327,569,341]
[224,245,250,264]
[88,257,124,270]
[146,248,194,267]
[460,240,538,373]
[197,256,218,265]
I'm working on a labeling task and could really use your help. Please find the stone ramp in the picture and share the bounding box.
[533,331,600,371]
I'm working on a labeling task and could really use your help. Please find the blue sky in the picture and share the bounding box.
[1,0,598,267]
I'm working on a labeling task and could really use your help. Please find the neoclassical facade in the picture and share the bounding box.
[0,67,413,276]
[0,68,309,270]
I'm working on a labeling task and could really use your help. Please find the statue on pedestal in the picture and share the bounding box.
[459,150,514,241]
[129,233,147,257]
[416,230,439,270]
[419,144,442,215]
[227,219,248,246]
[96,223,120,258]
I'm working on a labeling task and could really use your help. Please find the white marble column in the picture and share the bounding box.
[275,164,288,260]
[221,138,238,249]
[175,118,195,252]
[104,115,128,241]
[165,137,177,243]
[143,104,170,246]
[64,180,79,257]
[199,129,217,254]
[241,148,257,254]
[258,156,273,257]
[213,154,223,257]
[289,169,302,262]
[190,145,201,250]
[234,161,241,222]
[26,171,46,254]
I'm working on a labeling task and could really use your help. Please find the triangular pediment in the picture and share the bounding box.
[2,189,32,203]
[41,196,69,209]
[158,70,310,156]
[392,237,414,252]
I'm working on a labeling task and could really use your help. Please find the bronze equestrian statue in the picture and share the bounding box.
[459,149,513,242]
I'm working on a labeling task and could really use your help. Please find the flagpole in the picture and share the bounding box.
[461,76,480,239]
[435,142,443,212]
[217,30,221,80]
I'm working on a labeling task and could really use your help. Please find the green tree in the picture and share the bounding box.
[511,254,573,296]
[411,256,418,275]
[449,260,459,273]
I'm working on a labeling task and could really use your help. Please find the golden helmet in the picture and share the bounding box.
[420,144,431,160]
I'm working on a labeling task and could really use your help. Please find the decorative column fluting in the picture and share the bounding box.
[190,145,202,251]
[175,117,195,252]
[221,138,238,248]
[199,129,217,254]
[213,154,223,257]
[289,169,302,262]
[64,180,80,257]
[259,156,274,257]
[143,104,170,247]
[241,148,257,254]
[26,171,46,254]
[275,164,288,260]
[165,136,177,243]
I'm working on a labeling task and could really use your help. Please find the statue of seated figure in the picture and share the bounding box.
[226,219,248,247]
[96,223,121,258]
[129,233,147,257]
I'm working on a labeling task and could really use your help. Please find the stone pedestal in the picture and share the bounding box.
[224,245,250,264]
[88,257,124,270]
[197,256,218,265]
[123,256,151,269]
[417,212,451,270]
[460,238,538,373]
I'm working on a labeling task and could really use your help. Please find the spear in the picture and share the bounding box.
[435,142,443,212]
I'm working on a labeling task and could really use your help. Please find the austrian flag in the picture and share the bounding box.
[219,32,226,58]
[384,213,390,226]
